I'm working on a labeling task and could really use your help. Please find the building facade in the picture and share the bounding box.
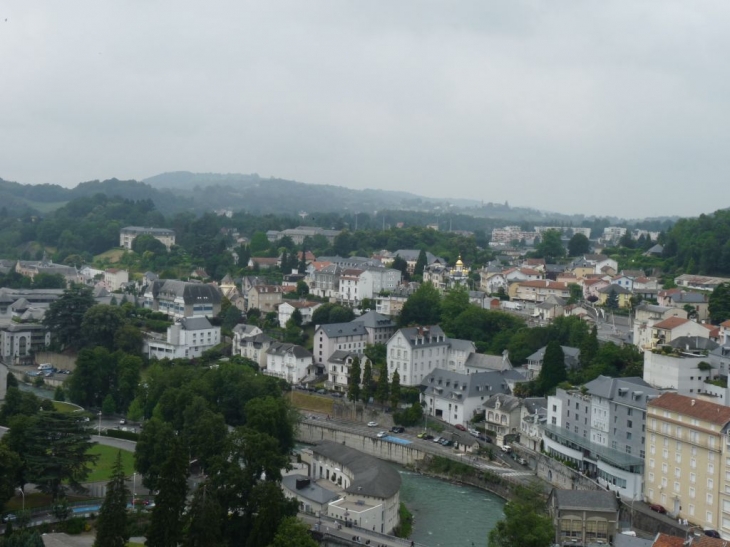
[120,226,176,250]
[146,316,221,360]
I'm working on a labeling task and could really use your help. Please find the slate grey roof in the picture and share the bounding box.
[635,303,674,314]
[613,534,653,547]
[121,226,175,235]
[422,368,518,400]
[669,291,707,304]
[327,350,362,365]
[449,338,476,352]
[523,397,548,415]
[317,322,368,338]
[0,291,16,304]
[180,316,214,331]
[465,352,512,371]
[600,284,632,295]
[669,336,719,352]
[281,474,340,505]
[393,249,442,264]
[645,244,664,255]
[266,342,312,359]
[10,298,30,311]
[552,489,619,512]
[233,324,261,336]
[527,345,581,362]
[241,333,274,347]
[483,393,522,412]
[351,310,395,329]
[311,441,401,499]
[583,375,658,408]
[397,325,447,348]
[150,279,222,304]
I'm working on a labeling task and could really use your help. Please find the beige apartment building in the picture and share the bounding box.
[645,393,730,538]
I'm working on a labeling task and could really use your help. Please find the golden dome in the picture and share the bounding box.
[456,255,464,266]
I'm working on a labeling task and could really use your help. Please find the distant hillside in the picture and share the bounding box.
[144,171,482,214]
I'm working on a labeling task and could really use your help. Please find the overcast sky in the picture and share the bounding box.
[1,1,729,218]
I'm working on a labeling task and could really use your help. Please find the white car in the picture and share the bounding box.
[367,421,378,427]
[376,431,387,438]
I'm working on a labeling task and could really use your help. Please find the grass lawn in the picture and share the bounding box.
[290,391,334,415]
[94,248,125,264]
[86,444,135,483]
[53,401,81,413]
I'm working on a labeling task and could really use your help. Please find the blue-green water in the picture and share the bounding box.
[398,469,505,547]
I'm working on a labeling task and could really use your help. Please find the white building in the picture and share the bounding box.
[265,342,313,384]
[277,301,322,328]
[643,349,719,398]
[351,311,396,346]
[306,441,401,534]
[104,268,129,292]
[147,316,221,360]
[119,226,176,250]
[358,268,402,301]
[313,323,368,366]
[420,368,523,426]
[387,325,451,386]
[326,351,371,393]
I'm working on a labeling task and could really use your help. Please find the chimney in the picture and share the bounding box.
[691,399,696,406]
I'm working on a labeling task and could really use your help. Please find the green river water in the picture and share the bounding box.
[397,468,505,547]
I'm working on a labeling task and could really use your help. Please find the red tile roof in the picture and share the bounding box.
[652,317,690,330]
[517,280,569,290]
[652,534,685,547]
[649,392,730,426]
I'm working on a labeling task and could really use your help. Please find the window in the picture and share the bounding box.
[627,432,632,440]
[662,463,668,474]
[707,511,713,525]
[708,493,714,505]
[691,472,696,484]
[709,478,715,490]
[690,487,696,499]
[627,420,633,428]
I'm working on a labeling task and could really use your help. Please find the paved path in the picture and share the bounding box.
[300,513,426,547]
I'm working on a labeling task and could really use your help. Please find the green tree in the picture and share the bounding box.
[347,357,362,403]
[53,386,65,402]
[183,482,224,547]
[361,360,374,404]
[42,284,95,350]
[709,282,730,324]
[579,326,599,367]
[488,482,553,547]
[567,283,583,305]
[375,363,390,405]
[290,308,303,328]
[249,232,271,255]
[102,394,116,416]
[81,305,127,350]
[567,233,590,257]
[114,323,144,354]
[536,341,566,395]
[390,370,401,410]
[398,282,441,327]
[23,412,98,500]
[391,255,410,281]
[413,249,428,277]
[311,303,355,325]
[535,230,565,262]
[244,397,296,454]
[93,451,130,547]
[134,417,177,491]
[0,444,22,505]
[268,516,318,547]
[146,439,189,547]
[440,285,470,334]
[295,280,309,297]
[605,287,619,309]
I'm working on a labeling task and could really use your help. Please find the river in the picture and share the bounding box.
[398,468,505,547]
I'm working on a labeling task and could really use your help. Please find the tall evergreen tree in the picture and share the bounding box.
[183,481,223,547]
[347,358,361,403]
[361,360,373,404]
[146,439,189,547]
[605,288,619,309]
[413,249,428,277]
[375,363,390,405]
[42,284,95,350]
[579,326,599,367]
[536,341,566,395]
[398,282,441,327]
[390,370,401,410]
[93,451,130,547]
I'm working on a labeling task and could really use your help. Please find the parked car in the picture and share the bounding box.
[316,389,327,395]
[468,428,479,437]
[331,392,343,398]
[432,436,442,443]
[517,457,528,465]
[649,504,667,514]
[120,419,127,425]
[367,421,378,427]
[391,426,405,434]
[454,424,466,431]
[501,445,512,453]
[2,513,16,523]
[376,431,387,438]
[704,529,721,538]
[440,439,454,447]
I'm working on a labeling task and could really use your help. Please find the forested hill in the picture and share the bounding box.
[143,171,481,214]
[662,209,730,276]
[0,177,192,216]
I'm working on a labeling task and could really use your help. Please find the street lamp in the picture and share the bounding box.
[98,411,102,436]
[16,488,24,512]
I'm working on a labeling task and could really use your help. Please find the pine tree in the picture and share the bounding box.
[414,249,428,277]
[375,363,390,405]
[536,341,566,395]
[93,451,129,547]
[347,358,361,403]
[361,360,373,404]
[183,481,223,547]
[146,439,189,547]
[606,288,619,309]
[390,370,401,410]
[579,326,599,367]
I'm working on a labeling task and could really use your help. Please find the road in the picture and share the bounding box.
[301,513,426,547]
